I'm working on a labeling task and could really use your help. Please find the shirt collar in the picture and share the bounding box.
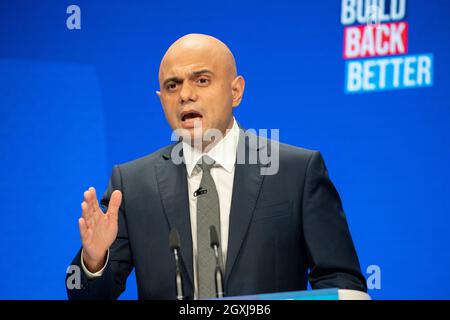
[183,117,240,177]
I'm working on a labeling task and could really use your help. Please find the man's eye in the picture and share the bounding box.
[166,83,177,90]
[197,78,210,85]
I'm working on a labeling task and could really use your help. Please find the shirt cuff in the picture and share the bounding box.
[80,248,109,279]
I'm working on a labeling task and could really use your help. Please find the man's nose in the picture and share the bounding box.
[179,82,197,104]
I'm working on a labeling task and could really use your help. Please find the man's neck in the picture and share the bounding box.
[188,118,235,153]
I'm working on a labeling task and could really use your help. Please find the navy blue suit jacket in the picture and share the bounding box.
[66,130,366,299]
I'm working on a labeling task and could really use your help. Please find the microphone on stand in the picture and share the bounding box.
[209,225,225,298]
[169,228,185,300]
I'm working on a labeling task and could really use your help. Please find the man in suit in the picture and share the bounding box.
[66,33,367,300]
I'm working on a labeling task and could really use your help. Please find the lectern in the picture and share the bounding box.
[219,289,371,300]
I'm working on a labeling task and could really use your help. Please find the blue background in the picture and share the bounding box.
[1,0,449,299]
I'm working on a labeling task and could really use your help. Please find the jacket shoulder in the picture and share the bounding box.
[277,141,318,163]
[115,143,175,173]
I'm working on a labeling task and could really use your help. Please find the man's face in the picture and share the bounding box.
[158,43,239,144]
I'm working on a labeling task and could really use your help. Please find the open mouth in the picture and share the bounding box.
[181,110,203,122]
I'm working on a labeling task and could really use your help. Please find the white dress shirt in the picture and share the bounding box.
[81,117,240,299]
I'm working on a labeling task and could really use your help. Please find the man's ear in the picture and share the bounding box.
[231,76,245,107]
[156,90,161,97]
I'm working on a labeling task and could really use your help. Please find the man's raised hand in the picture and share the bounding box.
[78,187,122,273]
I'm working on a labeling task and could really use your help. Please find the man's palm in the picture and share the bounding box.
[79,187,122,267]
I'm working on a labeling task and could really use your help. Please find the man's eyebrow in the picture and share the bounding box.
[191,69,214,76]
[162,70,214,87]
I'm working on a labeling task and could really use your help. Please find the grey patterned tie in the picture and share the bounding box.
[196,155,222,299]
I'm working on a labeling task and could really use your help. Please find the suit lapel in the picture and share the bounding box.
[155,144,194,291]
[224,129,267,286]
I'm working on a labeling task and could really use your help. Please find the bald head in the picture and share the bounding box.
[156,33,245,147]
[159,33,237,83]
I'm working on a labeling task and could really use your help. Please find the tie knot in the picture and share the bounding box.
[198,155,215,173]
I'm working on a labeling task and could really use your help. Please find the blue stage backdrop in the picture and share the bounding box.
[1,0,449,299]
